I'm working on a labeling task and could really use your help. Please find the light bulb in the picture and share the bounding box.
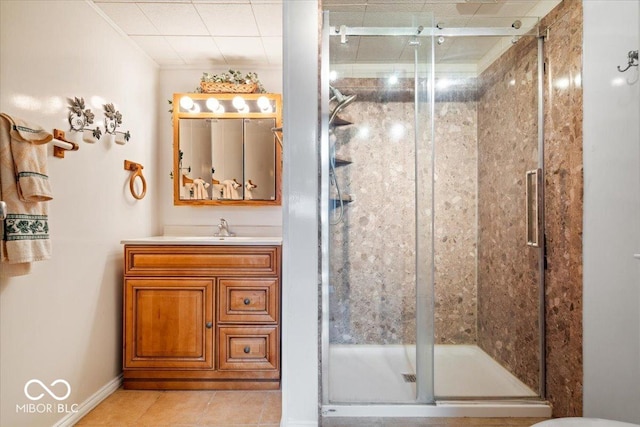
[180,96,194,110]
[239,105,250,114]
[257,96,270,110]
[215,105,225,114]
[206,97,220,112]
[329,70,338,81]
[232,96,246,110]
[388,75,399,85]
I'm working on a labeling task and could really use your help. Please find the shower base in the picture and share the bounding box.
[324,344,550,417]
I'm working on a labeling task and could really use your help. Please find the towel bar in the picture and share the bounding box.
[52,129,79,158]
[124,160,147,200]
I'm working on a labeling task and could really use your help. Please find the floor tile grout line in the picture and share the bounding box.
[195,390,218,425]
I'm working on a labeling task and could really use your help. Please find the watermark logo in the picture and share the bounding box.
[16,379,78,414]
[24,379,71,401]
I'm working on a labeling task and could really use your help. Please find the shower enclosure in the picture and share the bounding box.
[321,8,549,417]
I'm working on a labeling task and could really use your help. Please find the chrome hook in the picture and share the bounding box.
[617,50,638,72]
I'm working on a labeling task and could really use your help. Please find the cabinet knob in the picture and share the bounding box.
[205,322,213,329]
[243,346,251,354]
[243,298,251,305]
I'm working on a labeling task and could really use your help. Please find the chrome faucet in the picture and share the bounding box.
[215,218,234,237]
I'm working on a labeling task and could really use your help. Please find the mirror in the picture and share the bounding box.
[173,93,282,205]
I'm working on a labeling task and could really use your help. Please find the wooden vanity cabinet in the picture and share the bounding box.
[123,245,281,390]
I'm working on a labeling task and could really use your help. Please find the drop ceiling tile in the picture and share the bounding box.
[367,0,425,4]
[433,16,472,28]
[137,3,209,36]
[94,0,191,2]
[362,10,432,27]
[356,35,409,62]
[475,1,534,16]
[214,37,267,65]
[130,35,184,64]
[192,0,250,3]
[329,11,366,27]
[94,2,159,35]
[196,3,260,37]
[452,3,482,16]
[329,36,360,64]
[365,4,424,13]
[441,36,503,62]
[322,5,367,13]
[262,36,282,65]
[252,3,282,37]
[466,15,523,28]
[165,36,224,64]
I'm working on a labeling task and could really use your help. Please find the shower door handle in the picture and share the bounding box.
[525,169,542,247]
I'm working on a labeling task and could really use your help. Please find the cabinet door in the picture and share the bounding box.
[124,279,214,369]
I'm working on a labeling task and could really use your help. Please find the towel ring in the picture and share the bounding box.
[124,160,147,200]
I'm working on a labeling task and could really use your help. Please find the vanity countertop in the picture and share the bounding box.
[121,236,282,246]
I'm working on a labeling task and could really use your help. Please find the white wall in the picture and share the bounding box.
[0,1,160,426]
[583,0,640,423]
[159,67,282,230]
[281,1,319,426]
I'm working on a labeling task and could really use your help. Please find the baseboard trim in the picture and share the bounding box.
[282,420,318,427]
[53,374,123,427]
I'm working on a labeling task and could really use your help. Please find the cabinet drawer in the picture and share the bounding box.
[218,279,278,323]
[125,246,279,277]
[218,327,278,371]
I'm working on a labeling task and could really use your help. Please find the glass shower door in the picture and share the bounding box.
[321,10,435,405]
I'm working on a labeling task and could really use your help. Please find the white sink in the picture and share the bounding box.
[121,235,282,246]
[170,236,271,242]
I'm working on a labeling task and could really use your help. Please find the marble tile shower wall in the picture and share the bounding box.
[474,0,584,416]
[476,36,541,393]
[539,0,583,417]
[329,79,478,345]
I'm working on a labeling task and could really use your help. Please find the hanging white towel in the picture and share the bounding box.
[0,113,53,276]
[221,179,242,199]
[192,178,210,200]
[245,180,257,200]
[230,180,241,200]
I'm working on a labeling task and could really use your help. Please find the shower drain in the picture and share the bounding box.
[401,373,416,383]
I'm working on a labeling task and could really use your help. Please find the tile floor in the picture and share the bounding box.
[74,389,281,426]
[74,388,548,427]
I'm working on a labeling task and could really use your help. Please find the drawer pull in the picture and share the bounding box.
[206,322,213,329]
[243,298,251,305]
[243,346,251,354]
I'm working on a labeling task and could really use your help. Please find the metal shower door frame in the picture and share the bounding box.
[320,14,547,406]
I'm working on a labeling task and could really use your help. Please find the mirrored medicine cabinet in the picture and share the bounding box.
[172,92,282,206]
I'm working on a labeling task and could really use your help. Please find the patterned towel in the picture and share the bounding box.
[0,113,53,275]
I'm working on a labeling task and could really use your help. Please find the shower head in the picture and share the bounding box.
[329,86,356,125]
